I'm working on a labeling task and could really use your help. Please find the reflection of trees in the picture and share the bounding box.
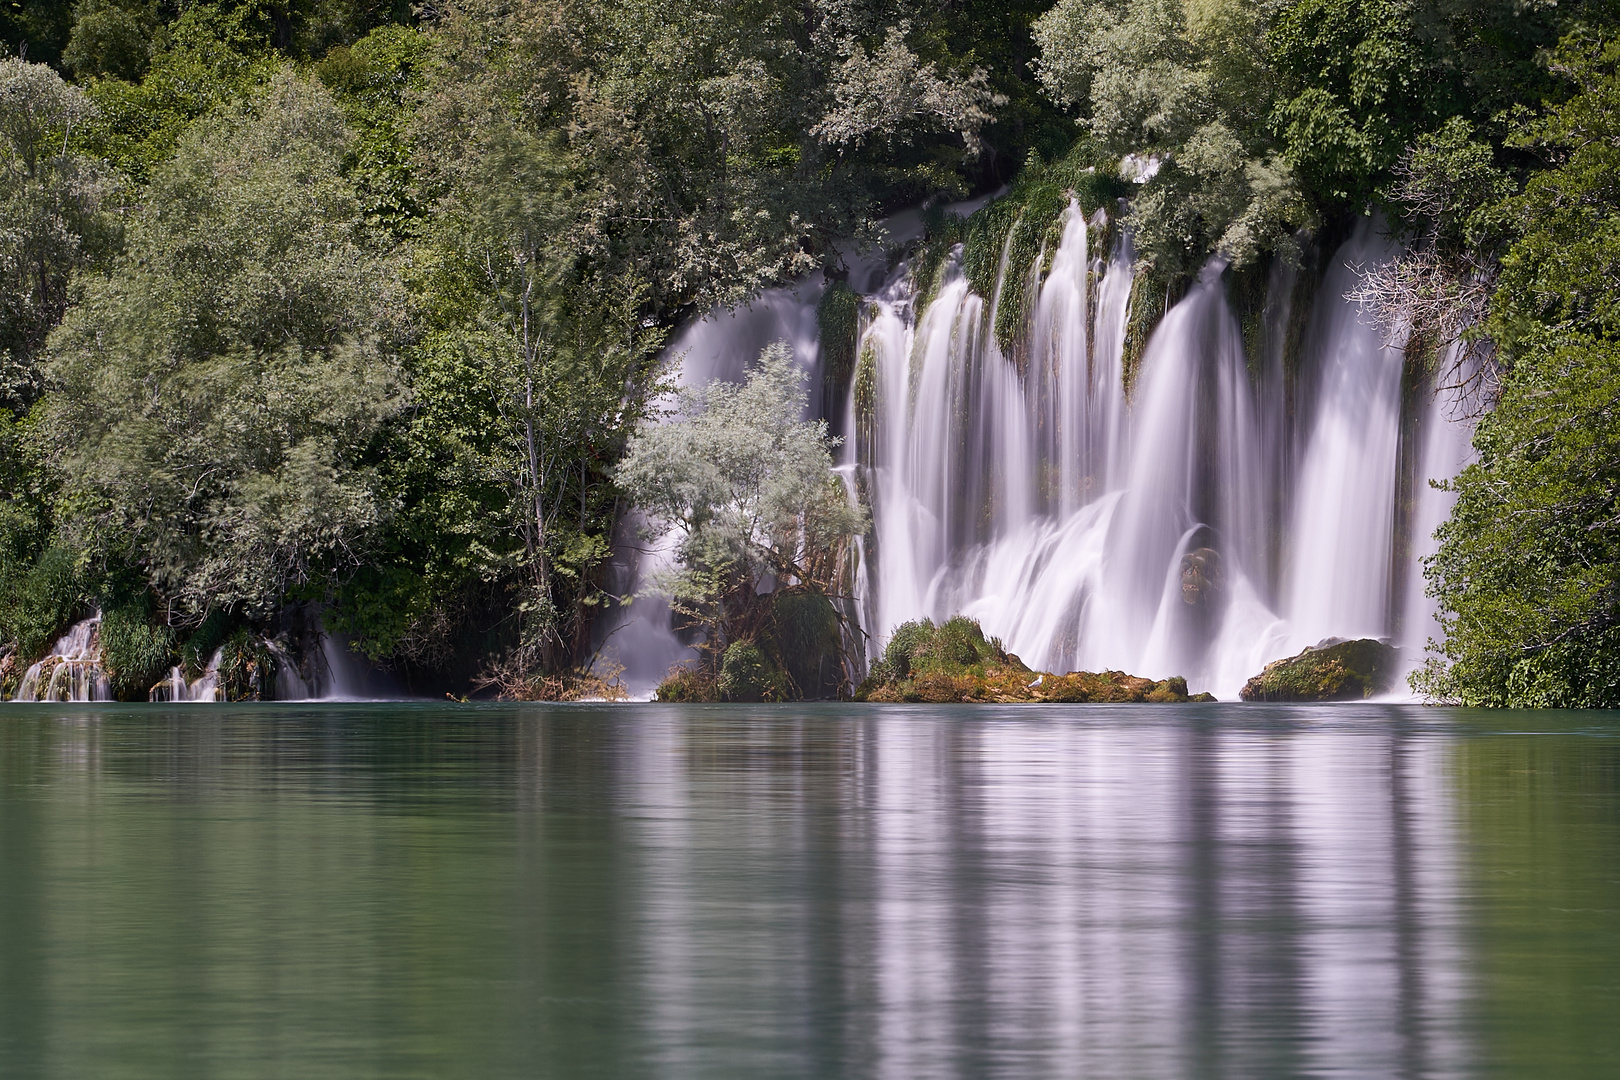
[4,705,1617,1077]
[1457,725,1620,1076]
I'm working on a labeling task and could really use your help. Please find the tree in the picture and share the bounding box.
[616,343,863,658]
[415,0,1004,316]
[1033,0,1307,275]
[1417,31,1620,706]
[0,57,119,414]
[43,71,407,624]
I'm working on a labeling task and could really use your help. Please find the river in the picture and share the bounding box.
[1,702,1616,1078]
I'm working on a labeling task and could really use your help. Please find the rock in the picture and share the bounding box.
[1239,638,1399,702]
[1180,547,1222,606]
[854,615,1208,704]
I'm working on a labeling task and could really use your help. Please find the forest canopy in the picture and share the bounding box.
[1,0,1617,704]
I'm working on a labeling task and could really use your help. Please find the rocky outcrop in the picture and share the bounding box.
[1239,638,1398,702]
[855,616,1215,704]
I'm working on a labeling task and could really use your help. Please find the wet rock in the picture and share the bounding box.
[1239,638,1398,702]
[855,615,1211,703]
[1180,547,1222,606]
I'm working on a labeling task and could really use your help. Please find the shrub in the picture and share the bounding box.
[655,663,719,703]
[99,593,176,700]
[716,640,790,703]
[0,546,87,662]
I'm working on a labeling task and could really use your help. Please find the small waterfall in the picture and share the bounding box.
[594,277,827,698]
[149,648,224,702]
[9,615,112,702]
[1283,223,1408,647]
[1399,342,1480,684]
[266,638,317,700]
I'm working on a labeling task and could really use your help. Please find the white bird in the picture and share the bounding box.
[1026,674,1044,689]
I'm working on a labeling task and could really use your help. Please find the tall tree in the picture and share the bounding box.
[44,71,407,624]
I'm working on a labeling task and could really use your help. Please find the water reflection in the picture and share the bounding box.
[0,703,1617,1079]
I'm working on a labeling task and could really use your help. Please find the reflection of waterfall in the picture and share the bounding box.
[619,708,1468,1076]
[846,210,1473,697]
[9,615,111,702]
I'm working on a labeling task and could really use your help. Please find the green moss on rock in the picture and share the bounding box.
[856,615,1207,703]
[1239,638,1398,702]
[817,280,861,402]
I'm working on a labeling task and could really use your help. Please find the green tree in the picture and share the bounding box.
[616,343,863,657]
[416,0,1003,315]
[1418,31,1620,706]
[1033,0,1308,275]
[43,71,408,625]
[0,57,119,412]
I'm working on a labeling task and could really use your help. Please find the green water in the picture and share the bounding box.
[0,703,1616,1079]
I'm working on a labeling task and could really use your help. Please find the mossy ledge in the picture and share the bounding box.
[1239,638,1398,702]
[854,616,1213,704]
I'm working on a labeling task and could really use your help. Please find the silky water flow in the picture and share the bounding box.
[603,205,1475,699]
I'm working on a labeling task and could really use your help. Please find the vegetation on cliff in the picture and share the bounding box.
[618,346,862,702]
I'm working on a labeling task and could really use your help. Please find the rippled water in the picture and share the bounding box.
[1,703,1616,1079]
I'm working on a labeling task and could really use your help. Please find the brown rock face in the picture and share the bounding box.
[1180,548,1222,606]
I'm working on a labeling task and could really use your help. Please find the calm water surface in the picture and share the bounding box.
[1,703,1617,1079]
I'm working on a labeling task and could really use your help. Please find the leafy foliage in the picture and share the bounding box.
[1034,0,1308,276]
[1418,32,1620,706]
[44,72,408,623]
[618,343,862,636]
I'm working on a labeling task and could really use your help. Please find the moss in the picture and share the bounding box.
[655,662,719,702]
[854,615,1203,703]
[99,593,176,701]
[182,608,231,676]
[817,280,861,403]
[1120,267,1189,393]
[767,590,843,699]
[912,208,966,313]
[852,343,878,430]
[1239,638,1398,701]
[218,628,275,701]
[925,145,1130,366]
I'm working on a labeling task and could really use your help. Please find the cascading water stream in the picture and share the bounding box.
[1283,226,1410,647]
[8,615,112,702]
[605,190,1477,699]
[149,648,224,702]
[847,210,1470,698]
[1398,341,1482,685]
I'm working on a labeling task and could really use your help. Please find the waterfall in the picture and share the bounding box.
[1283,225,1409,647]
[846,211,1456,699]
[604,191,1473,699]
[594,276,829,698]
[149,648,224,702]
[1399,341,1481,684]
[9,615,112,702]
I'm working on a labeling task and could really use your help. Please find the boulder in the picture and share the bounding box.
[1180,547,1222,606]
[1239,638,1398,702]
[855,616,1215,703]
